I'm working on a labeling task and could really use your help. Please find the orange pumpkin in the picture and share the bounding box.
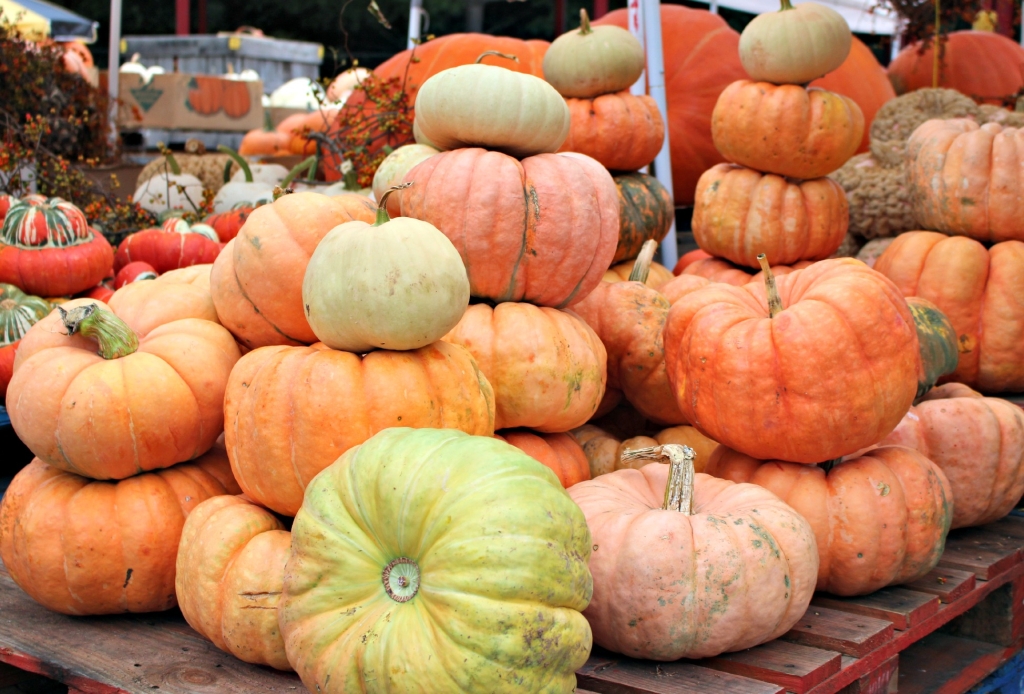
[883,384,1024,529]
[8,299,240,480]
[572,424,719,478]
[908,119,1024,242]
[496,430,591,488]
[0,445,239,615]
[239,129,290,156]
[693,163,848,268]
[664,258,919,463]
[873,231,1024,393]
[210,192,377,349]
[603,259,674,288]
[224,340,495,516]
[706,445,952,596]
[680,255,814,286]
[397,148,618,308]
[188,76,224,115]
[558,91,664,172]
[108,264,217,337]
[443,303,606,433]
[594,7,749,204]
[712,81,864,179]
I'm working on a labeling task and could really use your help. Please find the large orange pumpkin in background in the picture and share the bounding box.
[594,7,748,205]
[888,30,1024,103]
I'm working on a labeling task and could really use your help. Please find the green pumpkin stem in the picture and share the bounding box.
[621,444,695,515]
[217,145,254,183]
[158,143,181,176]
[628,240,658,284]
[280,156,318,189]
[757,253,784,318]
[375,183,413,226]
[779,0,794,10]
[58,304,139,359]
[578,8,593,34]
[474,50,520,65]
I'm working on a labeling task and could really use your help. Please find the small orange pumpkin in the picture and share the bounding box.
[559,91,665,172]
[496,430,591,488]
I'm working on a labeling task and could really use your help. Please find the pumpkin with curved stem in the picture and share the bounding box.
[497,430,591,488]
[664,257,919,463]
[176,495,291,670]
[612,173,674,265]
[0,196,113,297]
[603,259,674,288]
[114,219,220,274]
[906,297,959,399]
[712,81,864,179]
[706,445,952,596]
[398,148,618,308]
[108,264,218,337]
[210,192,377,349]
[739,0,852,85]
[443,302,606,433]
[544,9,645,98]
[693,163,848,268]
[0,284,51,399]
[873,232,1024,393]
[0,446,239,615]
[570,444,817,659]
[559,92,665,172]
[211,148,274,214]
[883,385,1024,529]
[225,340,495,516]
[8,299,240,480]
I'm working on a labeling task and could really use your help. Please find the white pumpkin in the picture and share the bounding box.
[133,172,204,214]
[371,144,439,204]
[269,78,325,110]
[212,181,275,213]
[119,54,165,85]
[230,163,290,185]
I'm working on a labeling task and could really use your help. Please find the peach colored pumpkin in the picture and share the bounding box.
[496,430,591,488]
[680,256,814,286]
[108,264,217,336]
[559,91,665,172]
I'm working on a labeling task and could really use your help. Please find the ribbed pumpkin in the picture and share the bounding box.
[706,445,952,596]
[397,148,618,308]
[176,495,291,670]
[612,173,674,264]
[414,55,570,158]
[114,220,220,274]
[8,299,240,479]
[883,384,1024,529]
[497,430,591,488]
[0,196,113,297]
[204,206,253,243]
[908,119,1024,242]
[594,7,749,204]
[906,297,959,399]
[873,232,1024,393]
[443,302,605,433]
[0,446,239,615]
[559,92,665,172]
[664,258,919,463]
[570,444,817,659]
[712,81,864,179]
[543,9,645,98]
[108,264,217,337]
[210,192,377,349]
[225,340,495,516]
[371,144,439,210]
[571,425,719,478]
[0,284,51,399]
[693,163,848,268]
[679,255,814,286]
[279,428,593,694]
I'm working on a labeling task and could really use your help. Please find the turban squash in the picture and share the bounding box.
[114,218,221,274]
[0,283,51,399]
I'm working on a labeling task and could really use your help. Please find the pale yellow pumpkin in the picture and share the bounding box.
[739,0,852,85]
[543,9,646,98]
[371,144,439,210]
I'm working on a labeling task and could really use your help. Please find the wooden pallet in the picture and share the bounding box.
[0,517,1022,694]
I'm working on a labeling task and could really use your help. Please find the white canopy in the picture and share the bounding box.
[702,0,900,36]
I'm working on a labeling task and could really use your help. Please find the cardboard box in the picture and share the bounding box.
[118,73,264,132]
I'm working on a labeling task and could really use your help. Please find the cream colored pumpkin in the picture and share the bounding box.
[543,9,646,98]
[739,0,852,85]
[371,144,439,207]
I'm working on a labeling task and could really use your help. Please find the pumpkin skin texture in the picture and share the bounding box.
[712,81,864,179]
[693,163,849,268]
[705,445,953,596]
[603,260,674,288]
[739,1,852,85]
[204,207,253,243]
[569,460,817,659]
[680,255,814,286]
[908,119,1024,243]
[279,428,593,694]
[443,303,606,433]
[8,299,241,480]
[543,10,645,98]
[414,62,570,158]
[496,430,591,488]
[176,495,291,670]
[108,264,218,337]
[398,149,618,308]
[905,297,959,399]
[210,192,377,349]
[0,448,240,615]
[224,340,495,516]
[114,226,220,274]
[559,92,665,172]
[371,144,439,212]
[571,425,719,477]
[612,173,674,264]
[873,232,1024,393]
[882,386,1024,529]
[664,258,919,463]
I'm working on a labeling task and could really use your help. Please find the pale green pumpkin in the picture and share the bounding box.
[302,187,470,352]
[543,9,646,98]
[279,427,594,694]
[414,53,570,158]
[371,144,439,203]
[739,0,852,85]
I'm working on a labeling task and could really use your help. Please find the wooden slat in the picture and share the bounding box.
[840,655,898,694]
[904,567,976,603]
[940,526,1023,580]
[576,655,784,694]
[813,588,939,630]
[704,640,841,694]
[782,606,893,657]
[895,632,1009,694]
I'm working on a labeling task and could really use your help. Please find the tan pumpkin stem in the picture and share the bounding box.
[621,444,696,515]
[628,240,658,283]
[757,253,784,318]
[779,0,794,9]
[578,8,593,34]
[58,304,139,359]
[474,51,519,65]
[375,183,413,226]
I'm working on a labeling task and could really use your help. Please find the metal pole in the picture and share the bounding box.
[709,0,719,14]
[627,0,645,96]
[407,0,423,49]
[107,0,122,147]
[891,21,902,62]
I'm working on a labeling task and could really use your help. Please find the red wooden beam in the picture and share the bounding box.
[554,0,565,36]
[176,0,190,35]
[593,0,609,18]
[197,0,207,34]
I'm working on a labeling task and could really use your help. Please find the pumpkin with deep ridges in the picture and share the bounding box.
[559,92,665,172]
